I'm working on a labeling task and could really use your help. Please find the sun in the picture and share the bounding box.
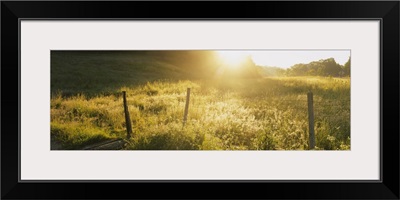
[217,51,249,68]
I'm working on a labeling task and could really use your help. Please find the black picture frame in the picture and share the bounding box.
[1,1,399,199]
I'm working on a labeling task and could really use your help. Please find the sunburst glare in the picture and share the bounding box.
[217,51,250,68]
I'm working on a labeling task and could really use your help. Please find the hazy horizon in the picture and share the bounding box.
[217,50,350,69]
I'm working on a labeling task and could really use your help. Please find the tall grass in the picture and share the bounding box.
[51,77,350,150]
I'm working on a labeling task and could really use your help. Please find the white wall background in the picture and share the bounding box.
[21,21,380,180]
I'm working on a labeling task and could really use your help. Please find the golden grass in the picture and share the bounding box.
[51,77,350,150]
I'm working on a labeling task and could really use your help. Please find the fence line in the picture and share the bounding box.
[122,89,348,149]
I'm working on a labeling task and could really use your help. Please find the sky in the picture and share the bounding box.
[217,50,351,69]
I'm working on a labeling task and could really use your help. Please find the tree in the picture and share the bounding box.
[343,57,351,76]
[287,58,343,77]
[322,58,343,76]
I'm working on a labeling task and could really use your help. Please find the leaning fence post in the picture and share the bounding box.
[122,91,132,139]
[307,91,316,149]
[183,88,191,126]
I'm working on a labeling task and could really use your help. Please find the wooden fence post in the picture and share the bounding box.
[307,91,316,149]
[183,88,191,126]
[122,91,132,139]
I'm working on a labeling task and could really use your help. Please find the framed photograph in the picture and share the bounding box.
[2,1,399,199]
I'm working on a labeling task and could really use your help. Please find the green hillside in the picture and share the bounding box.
[51,51,263,97]
[51,51,194,96]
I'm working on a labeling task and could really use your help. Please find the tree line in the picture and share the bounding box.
[259,57,351,77]
[103,51,351,78]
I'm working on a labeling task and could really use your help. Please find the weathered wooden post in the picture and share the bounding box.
[307,91,315,149]
[122,91,132,139]
[183,88,191,126]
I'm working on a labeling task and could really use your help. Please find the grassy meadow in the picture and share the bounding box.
[51,51,350,150]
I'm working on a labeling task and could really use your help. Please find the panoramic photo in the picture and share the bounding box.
[51,50,350,150]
